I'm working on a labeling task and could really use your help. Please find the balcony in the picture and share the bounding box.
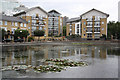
[94,30,100,33]
[94,26,100,27]
[86,30,93,33]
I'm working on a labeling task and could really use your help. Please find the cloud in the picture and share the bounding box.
[19,0,119,21]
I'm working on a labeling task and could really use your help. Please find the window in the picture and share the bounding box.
[24,24,26,27]
[39,27,42,30]
[15,22,18,26]
[84,28,86,31]
[77,24,79,28]
[84,34,85,36]
[5,21,7,25]
[102,22,104,24]
[0,21,3,25]
[28,20,30,23]
[20,23,23,27]
[102,28,104,30]
[77,29,79,33]
[84,22,86,25]
[28,27,30,29]
[12,22,14,26]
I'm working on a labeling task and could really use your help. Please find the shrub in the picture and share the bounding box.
[28,36,34,42]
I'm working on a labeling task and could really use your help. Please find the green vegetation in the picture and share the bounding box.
[107,21,120,39]
[44,58,88,67]
[63,26,66,36]
[67,34,81,38]
[72,43,92,45]
[33,65,65,72]
[1,29,6,40]
[1,59,88,73]
[14,29,29,39]
[34,30,45,37]
[28,36,34,42]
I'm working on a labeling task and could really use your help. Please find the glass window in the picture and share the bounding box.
[102,28,104,30]
[21,23,23,27]
[39,27,42,30]
[5,21,7,25]
[102,22,104,24]
[84,22,86,25]
[84,28,86,31]
[28,20,30,23]
[15,22,18,26]
[12,22,14,26]
[0,21,3,25]
[28,27,30,29]
[77,24,79,28]
[84,34,85,36]
[24,24,26,27]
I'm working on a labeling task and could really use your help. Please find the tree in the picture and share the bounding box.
[34,30,45,37]
[1,29,6,40]
[63,26,66,36]
[107,21,120,39]
[14,29,29,39]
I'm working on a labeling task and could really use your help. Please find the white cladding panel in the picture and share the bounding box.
[26,8,47,17]
[75,22,81,35]
[82,10,107,19]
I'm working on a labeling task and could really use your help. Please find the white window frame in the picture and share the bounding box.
[0,21,3,25]
[24,23,26,27]
[102,22,104,25]
[28,26,30,29]
[15,22,18,26]
[5,21,7,25]
[21,23,23,27]
[12,22,14,26]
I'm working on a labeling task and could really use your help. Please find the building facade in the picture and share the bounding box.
[81,9,109,39]
[0,14,28,39]
[66,17,81,36]
[66,9,109,39]
[63,16,69,27]
[14,6,48,37]
[48,10,63,36]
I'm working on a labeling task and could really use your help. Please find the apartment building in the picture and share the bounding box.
[81,9,109,39]
[66,17,81,36]
[66,8,109,39]
[14,6,48,37]
[0,14,28,39]
[63,16,69,27]
[48,10,63,36]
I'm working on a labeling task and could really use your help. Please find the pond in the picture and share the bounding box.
[1,44,120,78]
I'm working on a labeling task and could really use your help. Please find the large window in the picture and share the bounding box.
[15,22,18,26]
[5,21,7,25]
[0,21,3,25]
[77,24,79,28]
[20,23,23,27]
[77,29,79,33]
[12,22,14,26]
[24,23,26,27]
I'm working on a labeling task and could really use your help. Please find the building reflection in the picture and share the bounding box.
[2,46,107,66]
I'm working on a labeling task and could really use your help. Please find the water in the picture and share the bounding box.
[1,44,120,78]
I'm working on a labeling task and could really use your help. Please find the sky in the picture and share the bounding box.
[19,0,119,22]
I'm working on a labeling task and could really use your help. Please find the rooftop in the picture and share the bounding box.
[0,14,28,23]
[66,17,80,23]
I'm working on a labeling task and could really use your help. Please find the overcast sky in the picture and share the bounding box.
[19,0,119,22]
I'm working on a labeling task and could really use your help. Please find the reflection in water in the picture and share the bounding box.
[2,45,119,67]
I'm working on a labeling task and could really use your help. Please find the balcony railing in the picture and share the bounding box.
[94,30,100,33]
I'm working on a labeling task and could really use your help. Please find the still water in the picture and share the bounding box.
[1,44,120,78]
